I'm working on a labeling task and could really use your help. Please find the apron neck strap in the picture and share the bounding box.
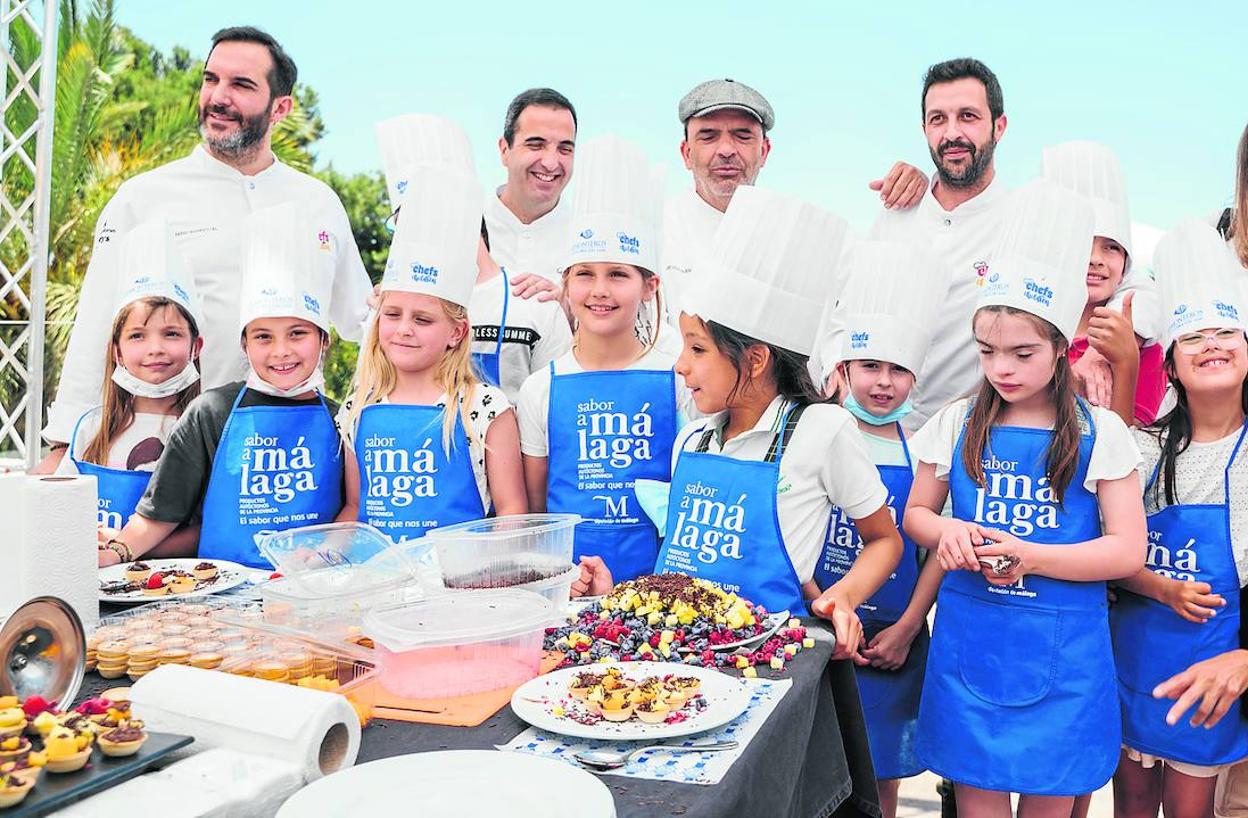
[896,421,914,469]
[766,402,809,464]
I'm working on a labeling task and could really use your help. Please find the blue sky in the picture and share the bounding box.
[118,0,1247,233]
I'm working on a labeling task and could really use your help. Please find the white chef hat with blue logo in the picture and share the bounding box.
[238,202,335,333]
[976,178,1095,342]
[375,113,476,213]
[563,134,663,276]
[381,163,482,309]
[1155,218,1247,348]
[113,216,204,332]
[839,239,944,375]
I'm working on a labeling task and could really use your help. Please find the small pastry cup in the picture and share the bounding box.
[45,747,92,773]
[0,722,27,739]
[0,778,33,807]
[635,704,670,724]
[169,579,196,595]
[98,734,146,758]
[192,566,218,581]
[5,765,42,786]
[569,685,594,700]
[599,704,635,723]
[142,584,169,597]
[96,665,128,680]
[0,739,31,760]
[125,567,150,583]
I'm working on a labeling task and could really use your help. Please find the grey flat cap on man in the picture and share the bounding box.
[678,78,775,132]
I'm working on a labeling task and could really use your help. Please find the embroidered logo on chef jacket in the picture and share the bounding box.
[409,263,439,284]
[668,480,747,565]
[239,433,322,515]
[973,260,989,286]
[317,230,330,251]
[361,433,440,515]
[1145,528,1204,582]
[972,455,1061,538]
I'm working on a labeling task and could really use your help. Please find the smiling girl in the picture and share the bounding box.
[518,136,685,582]
[62,220,203,548]
[1111,220,1248,818]
[338,164,526,540]
[903,180,1147,816]
[98,205,344,569]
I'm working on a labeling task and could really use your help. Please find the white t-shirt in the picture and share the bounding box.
[857,427,914,471]
[56,410,178,474]
[909,398,1142,492]
[468,268,572,403]
[483,187,570,284]
[1134,426,1248,585]
[517,347,690,458]
[337,385,511,510]
[673,397,889,583]
[45,146,372,444]
[865,181,1160,432]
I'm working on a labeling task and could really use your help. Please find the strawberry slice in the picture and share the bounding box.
[145,572,165,589]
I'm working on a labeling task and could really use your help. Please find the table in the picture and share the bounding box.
[84,613,880,818]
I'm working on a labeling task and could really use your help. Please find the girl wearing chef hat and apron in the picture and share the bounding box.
[518,135,686,583]
[575,186,904,660]
[1043,140,1165,427]
[1110,219,1248,818]
[376,114,571,403]
[338,163,527,540]
[65,218,204,553]
[97,203,345,569]
[903,179,1148,815]
[813,239,947,816]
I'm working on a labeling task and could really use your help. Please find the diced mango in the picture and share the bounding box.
[742,666,758,678]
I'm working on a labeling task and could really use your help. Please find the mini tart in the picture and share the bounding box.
[569,672,604,699]
[0,774,33,808]
[634,699,671,724]
[125,562,152,582]
[96,664,128,679]
[44,746,91,773]
[598,698,634,722]
[142,582,170,597]
[0,756,44,786]
[98,726,146,757]
[0,736,30,760]
[0,711,26,739]
[188,652,224,670]
[192,562,218,580]
[169,576,197,594]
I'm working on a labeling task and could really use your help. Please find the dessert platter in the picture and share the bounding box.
[98,559,249,603]
[545,574,816,674]
[511,661,753,741]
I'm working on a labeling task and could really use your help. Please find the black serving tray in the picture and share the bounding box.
[6,731,193,817]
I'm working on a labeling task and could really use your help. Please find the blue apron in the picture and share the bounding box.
[199,388,343,568]
[1111,423,1248,766]
[471,271,509,388]
[816,425,927,779]
[354,403,484,542]
[654,403,807,616]
[547,363,677,583]
[917,400,1119,795]
[70,407,152,531]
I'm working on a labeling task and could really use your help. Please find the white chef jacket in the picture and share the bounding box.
[483,186,570,284]
[660,187,724,318]
[468,267,572,403]
[44,146,372,443]
[853,179,1160,432]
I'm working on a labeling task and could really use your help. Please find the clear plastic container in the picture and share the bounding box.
[443,564,578,621]
[258,522,417,581]
[425,514,580,591]
[363,589,553,699]
[259,570,422,645]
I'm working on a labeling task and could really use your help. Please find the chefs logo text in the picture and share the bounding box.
[410,263,439,284]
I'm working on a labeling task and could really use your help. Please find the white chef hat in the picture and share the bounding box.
[113,216,204,332]
[1042,140,1133,260]
[976,178,1095,343]
[563,134,663,276]
[687,186,848,356]
[1154,218,1248,348]
[839,239,945,374]
[381,163,482,309]
[375,113,476,212]
[238,203,335,334]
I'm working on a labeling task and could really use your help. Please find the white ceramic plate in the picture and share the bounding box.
[276,751,615,818]
[98,558,250,603]
[511,661,751,741]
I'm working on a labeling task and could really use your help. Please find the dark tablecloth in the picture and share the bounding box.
[84,614,879,818]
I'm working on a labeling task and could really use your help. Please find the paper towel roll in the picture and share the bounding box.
[131,664,361,781]
[0,474,98,631]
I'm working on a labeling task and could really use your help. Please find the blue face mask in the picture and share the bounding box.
[843,393,914,426]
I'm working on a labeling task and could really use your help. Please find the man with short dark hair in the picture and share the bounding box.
[484,88,577,290]
[850,57,1157,428]
[40,27,371,464]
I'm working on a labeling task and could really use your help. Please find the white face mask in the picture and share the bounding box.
[245,362,325,400]
[111,360,200,399]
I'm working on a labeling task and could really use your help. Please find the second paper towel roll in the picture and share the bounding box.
[131,664,361,781]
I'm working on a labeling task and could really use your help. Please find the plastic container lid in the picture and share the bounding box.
[363,589,554,652]
[258,522,417,583]
[422,513,581,543]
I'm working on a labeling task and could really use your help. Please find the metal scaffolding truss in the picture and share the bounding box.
[0,0,56,469]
